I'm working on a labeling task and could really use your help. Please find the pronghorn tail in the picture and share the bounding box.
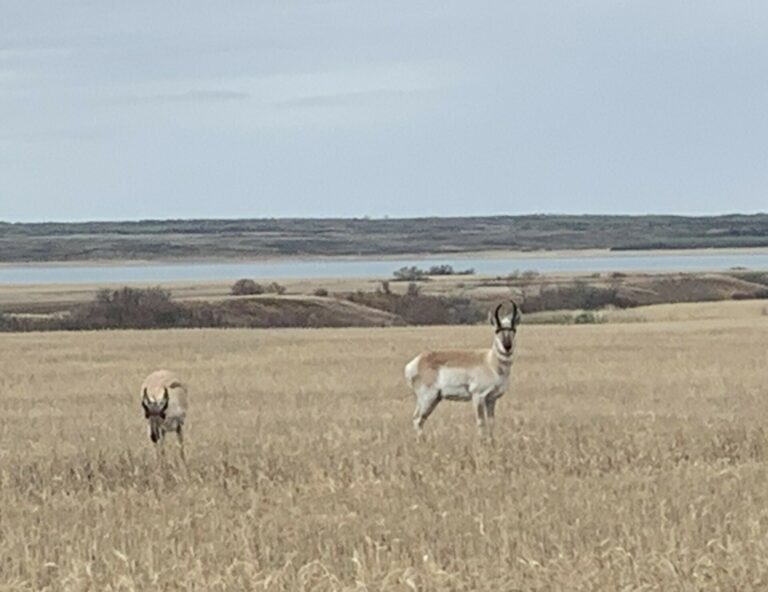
[404,355,421,390]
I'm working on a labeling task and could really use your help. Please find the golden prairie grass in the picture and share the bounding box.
[1,314,768,590]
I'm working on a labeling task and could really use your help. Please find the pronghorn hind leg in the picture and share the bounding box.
[413,389,441,436]
[412,403,422,426]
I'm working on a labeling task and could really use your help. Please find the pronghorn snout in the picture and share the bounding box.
[143,407,167,419]
[501,333,513,352]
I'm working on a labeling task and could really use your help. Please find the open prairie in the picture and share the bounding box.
[2,307,768,590]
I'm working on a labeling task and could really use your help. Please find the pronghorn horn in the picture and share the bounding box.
[493,303,503,328]
[160,387,169,412]
[510,299,522,325]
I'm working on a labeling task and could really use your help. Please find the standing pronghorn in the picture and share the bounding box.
[404,301,521,439]
[140,370,188,459]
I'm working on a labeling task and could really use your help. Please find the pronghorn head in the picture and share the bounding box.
[142,387,169,443]
[491,300,521,354]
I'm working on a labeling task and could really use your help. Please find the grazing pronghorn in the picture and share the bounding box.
[404,301,521,439]
[140,370,188,459]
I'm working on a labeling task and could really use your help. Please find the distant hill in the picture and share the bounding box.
[1,214,768,263]
[2,271,767,332]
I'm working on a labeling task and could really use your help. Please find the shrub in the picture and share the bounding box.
[231,279,264,296]
[406,282,421,296]
[425,264,474,276]
[0,313,13,331]
[70,287,184,329]
[392,266,428,281]
[574,311,603,324]
[231,279,286,296]
[313,288,329,297]
[427,264,454,275]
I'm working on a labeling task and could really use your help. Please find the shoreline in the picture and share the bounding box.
[2,246,768,269]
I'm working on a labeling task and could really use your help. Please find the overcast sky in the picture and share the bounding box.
[2,1,767,222]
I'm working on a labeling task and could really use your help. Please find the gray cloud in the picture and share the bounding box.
[273,88,439,109]
[108,89,250,105]
[163,90,249,102]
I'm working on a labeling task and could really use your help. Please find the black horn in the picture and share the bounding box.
[160,387,170,412]
[510,299,522,326]
[142,388,151,417]
[493,303,503,328]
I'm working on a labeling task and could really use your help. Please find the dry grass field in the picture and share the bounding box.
[2,305,768,590]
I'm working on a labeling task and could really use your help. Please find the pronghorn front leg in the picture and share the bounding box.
[485,395,498,442]
[176,425,186,463]
[472,389,495,440]
[154,432,166,464]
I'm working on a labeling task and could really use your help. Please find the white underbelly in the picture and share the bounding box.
[437,367,476,401]
[440,386,472,401]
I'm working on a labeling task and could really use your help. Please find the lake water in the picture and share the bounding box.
[1,251,768,285]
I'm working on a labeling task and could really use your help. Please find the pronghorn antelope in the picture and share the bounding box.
[404,301,521,439]
[140,370,187,458]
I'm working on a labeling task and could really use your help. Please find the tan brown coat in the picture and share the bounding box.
[404,302,521,438]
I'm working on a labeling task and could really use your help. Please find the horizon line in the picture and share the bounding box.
[3,211,768,225]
